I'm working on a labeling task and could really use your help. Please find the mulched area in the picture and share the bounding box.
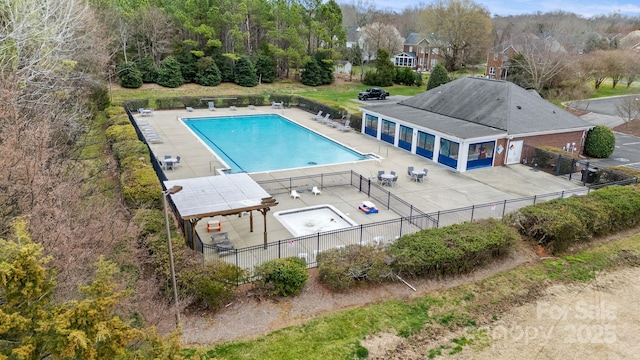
[612,119,640,137]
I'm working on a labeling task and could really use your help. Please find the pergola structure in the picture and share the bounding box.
[164,174,278,249]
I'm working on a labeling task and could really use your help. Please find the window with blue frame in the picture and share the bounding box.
[381,119,396,144]
[364,114,378,137]
[438,138,459,169]
[399,125,413,151]
[466,141,495,170]
[416,131,435,159]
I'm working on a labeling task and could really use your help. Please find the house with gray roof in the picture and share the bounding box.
[359,77,593,172]
[393,33,442,71]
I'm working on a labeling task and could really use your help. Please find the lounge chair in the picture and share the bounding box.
[311,186,321,196]
[186,106,194,112]
[290,190,301,199]
[208,102,216,111]
[337,120,352,131]
[319,113,331,124]
[272,101,283,109]
[311,110,323,120]
[230,106,237,111]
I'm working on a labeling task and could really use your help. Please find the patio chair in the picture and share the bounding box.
[391,175,398,186]
[377,170,384,184]
[311,110,323,120]
[186,106,194,112]
[311,186,322,196]
[407,166,414,176]
[416,173,425,182]
[319,113,331,124]
[290,190,301,199]
[175,156,181,167]
[337,120,352,131]
[164,155,172,160]
[423,168,429,178]
[208,101,216,111]
[390,170,396,176]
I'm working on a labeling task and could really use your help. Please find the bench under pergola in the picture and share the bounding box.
[164,173,278,249]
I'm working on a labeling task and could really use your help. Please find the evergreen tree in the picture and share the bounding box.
[427,63,450,90]
[0,220,143,359]
[363,49,394,87]
[117,62,143,88]
[215,55,235,82]
[195,56,222,86]
[156,56,185,88]
[136,56,158,83]
[174,44,198,83]
[234,56,258,87]
[254,53,277,83]
[301,58,323,86]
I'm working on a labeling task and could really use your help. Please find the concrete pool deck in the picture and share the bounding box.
[139,106,586,250]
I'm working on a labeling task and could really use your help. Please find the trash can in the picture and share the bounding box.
[581,168,598,183]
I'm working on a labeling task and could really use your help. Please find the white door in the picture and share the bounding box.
[505,140,523,165]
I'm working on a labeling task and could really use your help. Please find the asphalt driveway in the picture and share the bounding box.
[570,95,640,170]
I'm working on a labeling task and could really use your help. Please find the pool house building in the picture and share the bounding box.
[359,77,593,172]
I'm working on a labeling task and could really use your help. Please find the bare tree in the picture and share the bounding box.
[360,22,404,61]
[340,0,376,27]
[136,6,177,65]
[615,96,640,130]
[420,0,492,71]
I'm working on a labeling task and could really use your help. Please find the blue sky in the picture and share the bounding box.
[374,0,640,18]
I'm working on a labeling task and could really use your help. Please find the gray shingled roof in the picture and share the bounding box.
[404,33,421,45]
[364,77,591,138]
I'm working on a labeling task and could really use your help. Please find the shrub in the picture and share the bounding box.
[136,56,158,83]
[584,125,615,158]
[118,62,143,88]
[105,106,126,119]
[156,56,185,88]
[301,59,323,86]
[195,56,221,86]
[121,166,162,208]
[234,56,258,87]
[426,63,450,90]
[317,245,393,291]
[388,219,518,277]
[133,209,165,236]
[180,261,246,309]
[395,67,415,86]
[504,202,586,253]
[254,53,277,83]
[254,257,308,297]
[588,185,640,231]
[105,124,138,144]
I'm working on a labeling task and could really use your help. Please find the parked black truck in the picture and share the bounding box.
[358,88,389,101]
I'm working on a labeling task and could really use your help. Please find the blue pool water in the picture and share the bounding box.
[184,114,368,173]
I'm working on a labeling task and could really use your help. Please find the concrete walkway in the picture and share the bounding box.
[137,106,586,249]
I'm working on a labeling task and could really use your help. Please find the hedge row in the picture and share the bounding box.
[505,185,640,253]
[388,219,518,278]
[317,245,394,291]
[104,114,162,209]
[154,94,267,109]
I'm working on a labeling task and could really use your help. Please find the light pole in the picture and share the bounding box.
[163,185,183,327]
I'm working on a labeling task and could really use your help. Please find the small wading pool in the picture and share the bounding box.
[273,205,358,237]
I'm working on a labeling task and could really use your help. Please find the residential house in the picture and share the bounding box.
[393,33,442,71]
[334,60,352,74]
[485,34,567,79]
[620,30,640,52]
[359,77,592,172]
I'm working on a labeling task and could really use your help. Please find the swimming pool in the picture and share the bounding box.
[183,114,369,173]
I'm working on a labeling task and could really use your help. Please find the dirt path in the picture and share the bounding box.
[370,266,640,359]
[180,244,537,346]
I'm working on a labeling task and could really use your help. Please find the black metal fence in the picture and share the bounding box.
[199,170,637,283]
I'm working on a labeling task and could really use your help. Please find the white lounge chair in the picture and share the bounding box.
[319,113,331,124]
[290,190,301,199]
[311,186,321,196]
[311,110,323,120]
[208,102,216,111]
[186,106,194,112]
[337,120,352,131]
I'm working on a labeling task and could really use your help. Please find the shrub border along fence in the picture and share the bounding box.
[197,170,636,283]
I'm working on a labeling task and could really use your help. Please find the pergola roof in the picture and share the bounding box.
[164,174,273,220]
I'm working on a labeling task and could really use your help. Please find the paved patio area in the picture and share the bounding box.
[138,106,586,250]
